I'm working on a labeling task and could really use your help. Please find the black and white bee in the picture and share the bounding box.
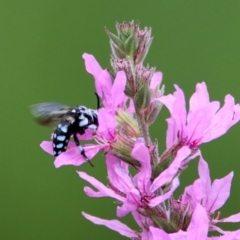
[30,94,100,166]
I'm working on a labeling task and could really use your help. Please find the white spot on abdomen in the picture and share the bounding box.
[57,135,66,141]
[61,125,68,133]
[56,143,64,148]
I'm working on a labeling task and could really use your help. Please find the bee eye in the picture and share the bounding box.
[80,107,86,111]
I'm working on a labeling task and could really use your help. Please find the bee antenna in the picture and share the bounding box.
[94,92,100,110]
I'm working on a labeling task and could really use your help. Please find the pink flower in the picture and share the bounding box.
[96,70,127,139]
[150,71,164,103]
[214,230,240,240]
[82,212,139,239]
[150,203,240,239]
[150,203,209,240]
[40,130,105,167]
[181,154,240,234]
[82,204,240,240]
[40,54,129,167]
[160,82,240,149]
[41,140,105,168]
[83,53,129,113]
[82,210,155,240]
[78,138,191,218]
[116,139,190,217]
[82,53,103,98]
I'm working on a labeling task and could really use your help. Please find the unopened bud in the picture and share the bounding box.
[169,199,192,231]
[145,101,163,125]
[134,83,151,110]
[135,65,155,87]
[110,110,141,167]
[106,20,153,65]
[150,216,177,233]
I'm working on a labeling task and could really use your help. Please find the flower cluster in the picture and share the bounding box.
[40,21,240,239]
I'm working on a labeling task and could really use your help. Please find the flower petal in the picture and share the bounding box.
[186,204,209,240]
[151,146,191,192]
[165,117,178,149]
[82,212,138,239]
[106,154,135,194]
[117,189,140,217]
[214,212,240,223]
[198,155,211,201]
[97,108,117,140]
[231,104,240,126]
[149,227,171,240]
[149,178,179,207]
[83,186,107,197]
[132,211,152,229]
[172,85,187,137]
[82,53,103,97]
[40,141,54,155]
[98,70,113,108]
[181,179,203,209]
[111,71,127,110]
[150,72,163,89]
[207,172,233,214]
[188,82,210,119]
[187,101,220,144]
[216,230,240,240]
[76,129,95,140]
[131,138,151,194]
[160,85,187,140]
[53,144,102,168]
[202,95,238,143]
[78,171,124,202]
[54,148,85,168]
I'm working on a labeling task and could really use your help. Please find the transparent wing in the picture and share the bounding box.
[29,102,73,127]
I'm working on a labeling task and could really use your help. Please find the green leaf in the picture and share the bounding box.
[124,32,138,56]
[105,28,125,51]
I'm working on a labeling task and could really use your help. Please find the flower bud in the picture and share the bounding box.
[169,198,192,231]
[110,110,141,167]
[145,101,163,125]
[134,83,151,110]
[105,20,153,65]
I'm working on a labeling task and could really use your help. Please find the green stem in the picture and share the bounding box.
[128,55,159,166]
[135,109,151,146]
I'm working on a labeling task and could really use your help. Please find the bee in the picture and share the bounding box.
[30,94,100,167]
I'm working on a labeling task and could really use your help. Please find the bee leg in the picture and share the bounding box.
[73,134,94,167]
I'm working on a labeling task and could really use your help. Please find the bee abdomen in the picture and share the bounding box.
[52,122,72,156]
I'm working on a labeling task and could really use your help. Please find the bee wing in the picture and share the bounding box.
[29,102,73,127]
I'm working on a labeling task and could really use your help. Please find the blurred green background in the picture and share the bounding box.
[1,1,240,239]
